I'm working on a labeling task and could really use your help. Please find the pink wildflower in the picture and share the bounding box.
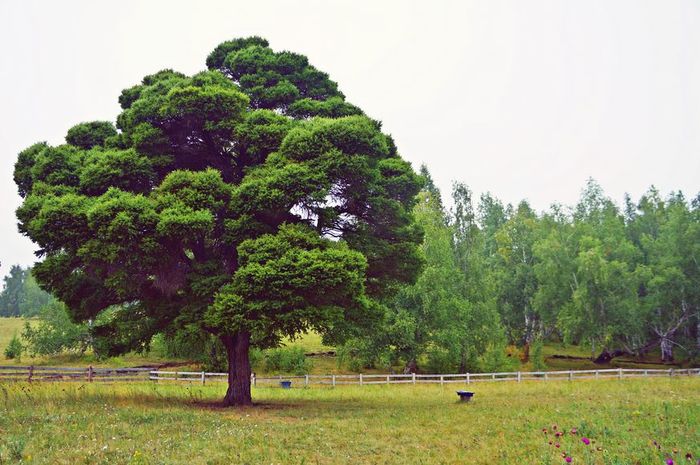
[581,437,590,446]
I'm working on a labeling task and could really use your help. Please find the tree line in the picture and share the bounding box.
[3,174,698,371]
[341,171,700,373]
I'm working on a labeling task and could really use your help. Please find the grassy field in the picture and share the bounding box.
[0,377,697,464]
[0,317,26,354]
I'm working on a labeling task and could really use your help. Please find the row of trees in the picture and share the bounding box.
[342,173,700,373]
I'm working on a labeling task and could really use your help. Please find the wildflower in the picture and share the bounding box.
[556,432,563,437]
[666,459,673,465]
[581,437,590,446]
[543,428,548,434]
[565,457,572,463]
[570,428,578,435]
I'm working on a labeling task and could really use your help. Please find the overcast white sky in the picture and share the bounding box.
[1,0,699,276]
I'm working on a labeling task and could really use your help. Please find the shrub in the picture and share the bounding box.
[424,346,458,373]
[21,301,90,356]
[531,339,547,372]
[4,334,23,360]
[263,347,312,375]
[336,337,392,372]
[478,341,519,373]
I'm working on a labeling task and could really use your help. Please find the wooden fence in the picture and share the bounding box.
[148,367,700,386]
[1,366,698,386]
[0,365,151,382]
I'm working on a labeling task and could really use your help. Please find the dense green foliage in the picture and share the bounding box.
[21,301,91,357]
[3,333,23,360]
[262,346,312,375]
[13,37,423,405]
[345,175,699,372]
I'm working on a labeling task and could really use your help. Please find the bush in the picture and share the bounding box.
[531,339,547,372]
[424,346,458,373]
[4,334,23,360]
[21,301,90,356]
[336,337,392,372]
[478,342,519,373]
[263,347,312,375]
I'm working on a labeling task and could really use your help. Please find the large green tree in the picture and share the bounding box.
[14,37,422,406]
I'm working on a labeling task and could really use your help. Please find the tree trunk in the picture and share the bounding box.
[593,348,629,364]
[521,342,530,363]
[660,336,674,363]
[458,351,468,374]
[403,359,418,374]
[221,331,252,407]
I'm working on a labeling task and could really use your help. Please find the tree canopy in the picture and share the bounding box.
[14,37,423,406]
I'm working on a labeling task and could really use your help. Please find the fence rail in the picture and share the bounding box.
[0,365,151,382]
[1,366,698,386]
[149,367,700,387]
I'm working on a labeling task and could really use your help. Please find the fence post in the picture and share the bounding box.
[88,365,94,383]
[492,373,496,380]
[359,373,363,386]
[595,370,599,380]
[568,370,572,381]
[332,374,336,387]
[618,368,623,380]
[252,373,256,387]
[305,374,309,387]
[644,369,648,377]
[201,371,206,385]
[386,374,390,384]
[440,375,444,386]
[412,373,416,385]
[466,373,470,384]
[669,368,673,378]
[517,371,521,382]
[544,372,548,381]
[28,365,34,383]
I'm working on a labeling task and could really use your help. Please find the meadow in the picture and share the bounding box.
[0,318,26,355]
[0,377,698,464]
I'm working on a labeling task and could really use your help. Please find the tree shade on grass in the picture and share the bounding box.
[13,37,423,406]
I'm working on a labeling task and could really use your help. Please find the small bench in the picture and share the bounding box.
[456,391,474,402]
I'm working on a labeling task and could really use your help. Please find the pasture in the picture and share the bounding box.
[0,377,698,464]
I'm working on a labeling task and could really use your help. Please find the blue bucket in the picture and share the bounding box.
[280,380,292,389]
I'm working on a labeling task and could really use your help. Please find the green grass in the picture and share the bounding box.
[0,378,697,464]
[0,317,27,354]
[281,331,335,353]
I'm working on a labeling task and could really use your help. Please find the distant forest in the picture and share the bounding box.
[342,172,699,372]
[2,174,699,371]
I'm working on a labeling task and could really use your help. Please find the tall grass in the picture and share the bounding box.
[0,377,697,464]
